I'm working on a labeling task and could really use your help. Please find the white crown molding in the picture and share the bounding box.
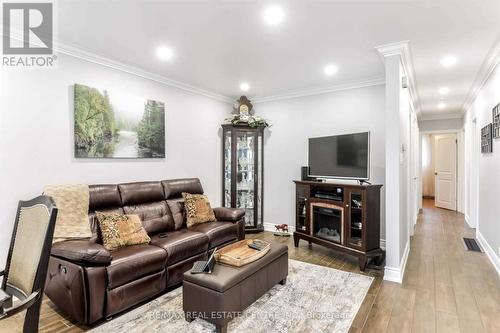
[1,28,234,103]
[419,112,463,121]
[461,33,500,114]
[375,40,422,117]
[252,77,385,103]
[2,29,410,106]
[56,42,234,103]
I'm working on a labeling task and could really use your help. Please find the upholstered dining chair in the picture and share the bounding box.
[0,196,58,333]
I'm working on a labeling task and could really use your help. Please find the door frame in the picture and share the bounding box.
[419,129,464,212]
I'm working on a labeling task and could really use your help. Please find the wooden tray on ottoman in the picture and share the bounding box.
[214,239,270,267]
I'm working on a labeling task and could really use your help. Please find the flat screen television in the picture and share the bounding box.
[308,132,370,180]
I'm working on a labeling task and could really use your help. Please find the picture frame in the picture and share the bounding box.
[481,123,493,154]
[493,103,500,139]
[74,83,165,159]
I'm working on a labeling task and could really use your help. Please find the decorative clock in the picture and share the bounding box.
[223,96,270,128]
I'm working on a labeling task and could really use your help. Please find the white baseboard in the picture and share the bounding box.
[384,239,410,283]
[476,230,500,276]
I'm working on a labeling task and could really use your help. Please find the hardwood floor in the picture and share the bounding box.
[37,199,500,332]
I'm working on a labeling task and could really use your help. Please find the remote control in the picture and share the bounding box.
[248,241,265,251]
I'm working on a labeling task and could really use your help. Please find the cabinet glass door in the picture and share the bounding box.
[236,131,256,228]
[223,130,232,207]
[296,185,308,233]
[347,191,364,249]
[256,133,263,230]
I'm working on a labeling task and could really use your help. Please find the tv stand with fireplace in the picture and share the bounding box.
[293,180,384,271]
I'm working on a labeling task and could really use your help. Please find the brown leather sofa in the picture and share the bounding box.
[44,178,245,325]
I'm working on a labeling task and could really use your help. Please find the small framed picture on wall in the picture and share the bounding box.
[493,103,500,139]
[481,123,493,154]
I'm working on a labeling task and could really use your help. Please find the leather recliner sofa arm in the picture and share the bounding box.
[213,207,245,222]
[51,240,112,266]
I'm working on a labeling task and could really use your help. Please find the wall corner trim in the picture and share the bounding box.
[383,239,410,283]
[476,230,500,276]
[375,40,421,117]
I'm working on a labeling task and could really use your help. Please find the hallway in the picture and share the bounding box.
[361,199,500,332]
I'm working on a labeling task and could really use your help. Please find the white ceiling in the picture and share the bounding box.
[56,0,500,116]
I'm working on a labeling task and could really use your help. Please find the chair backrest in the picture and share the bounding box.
[2,196,58,299]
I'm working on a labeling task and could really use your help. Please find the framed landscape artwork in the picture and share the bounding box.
[493,103,500,139]
[74,83,165,158]
[481,123,493,154]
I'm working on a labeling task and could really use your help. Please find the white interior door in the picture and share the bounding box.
[434,134,457,210]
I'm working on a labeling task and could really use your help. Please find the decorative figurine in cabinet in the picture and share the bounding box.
[221,124,264,232]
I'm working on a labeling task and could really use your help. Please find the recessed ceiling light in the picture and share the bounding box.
[441,56,457,68]
[324,64,338,76]
[437,102,446,110]
[240,82,250,92]
[439,87,450,95]
[263,5,284,26]
[156,46,173,61]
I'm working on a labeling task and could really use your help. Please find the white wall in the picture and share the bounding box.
[418,118,463,132]
[464,59,500,273]
[254,85,386,237]
[0,54,230,266]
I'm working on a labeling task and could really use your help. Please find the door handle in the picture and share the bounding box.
[434,172,438,175]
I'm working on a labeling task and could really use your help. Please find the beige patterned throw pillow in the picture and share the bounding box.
[43,184,91,241]
[182,193,217,228]
[96,212,151,251]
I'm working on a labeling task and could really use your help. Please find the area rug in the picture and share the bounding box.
[91,259,373,333]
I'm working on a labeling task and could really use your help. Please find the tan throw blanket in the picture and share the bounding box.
[43,184,91,242]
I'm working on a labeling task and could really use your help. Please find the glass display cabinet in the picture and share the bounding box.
[222,124,264,233]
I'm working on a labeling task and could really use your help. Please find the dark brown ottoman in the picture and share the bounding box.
[182,242,288,333]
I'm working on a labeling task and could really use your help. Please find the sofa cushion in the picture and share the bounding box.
[89,207,124,244]
[106,244,167,289]
[118,181,164,206]
[150,230,209,265]
[96,212,151,251]
[162,178,203,200]
[182,193,217,227]
[89,185,122,211]
[166,200,185,230]
[188,221,238,249]
[123,201,174,235]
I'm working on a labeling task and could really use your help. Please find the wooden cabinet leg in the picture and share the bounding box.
[359,256,368,271]
[293,233,300,247]
[374,251,385,266]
